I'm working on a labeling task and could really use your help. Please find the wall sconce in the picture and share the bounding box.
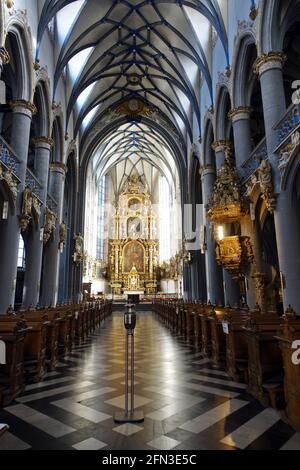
[217,225,225,241]
[2,201,8,220]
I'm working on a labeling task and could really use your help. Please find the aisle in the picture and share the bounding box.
[0,312,299,450]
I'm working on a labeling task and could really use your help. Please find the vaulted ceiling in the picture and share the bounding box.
[37,0,228,190]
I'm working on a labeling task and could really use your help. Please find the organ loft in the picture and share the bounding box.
[109,175,158,296]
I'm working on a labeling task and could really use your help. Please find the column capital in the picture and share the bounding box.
[253,52,287,76]
[228,106,252,122]
[10,99,37,117]
[33,136,54,149]
[49,162,67,174]
[200,164,216,177]
[212,140,232,153]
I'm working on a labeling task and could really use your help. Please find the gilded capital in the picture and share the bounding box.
[253,52,287,75]
[10,100,37,115]
[212,140,232,152]
[228,106,252,122]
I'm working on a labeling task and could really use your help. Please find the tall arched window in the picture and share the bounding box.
[17,235,26,269]
[159,176,171,262]
[97,176,107,260]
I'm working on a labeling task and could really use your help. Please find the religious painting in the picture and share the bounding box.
[123,241,145,273]
[128,198,141,212]
[127,217,142,238]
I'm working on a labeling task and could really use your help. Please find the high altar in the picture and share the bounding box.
[109,175,158,296]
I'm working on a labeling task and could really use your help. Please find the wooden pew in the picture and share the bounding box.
[193,304,202,348]
[223,307,249,382]
[199,304,214,356]
[21,310,50,383]
[55,306,73,356]
[243,309,283,406]
[0,314,29,406]
[209,306,227,367]
[43,309,60,370]
[276,308,300,431]
[74,304,84,343]
[186,303,196,343]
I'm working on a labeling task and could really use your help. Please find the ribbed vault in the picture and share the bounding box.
[37,0,229,189]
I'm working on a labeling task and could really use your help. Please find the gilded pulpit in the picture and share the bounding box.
[109,175,158,295]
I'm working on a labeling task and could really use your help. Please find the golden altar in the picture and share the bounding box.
[109,175,158,295]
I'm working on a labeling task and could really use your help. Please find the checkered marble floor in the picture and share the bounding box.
[0,311,299,451]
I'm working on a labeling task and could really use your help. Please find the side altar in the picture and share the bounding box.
[109,175,158,295]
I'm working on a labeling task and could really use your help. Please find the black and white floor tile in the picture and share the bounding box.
[0,311,299,451]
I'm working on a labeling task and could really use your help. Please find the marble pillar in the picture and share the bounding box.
[229,107,252,172]
[0,100,36,314]
[23,137,53,308]
[256,52,300,313]
[40,163,66,307]
[230,107,258,308]
[201,165,224,305]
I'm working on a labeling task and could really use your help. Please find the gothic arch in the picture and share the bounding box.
[231,33,257,107]
[34,70,52,138]
[258,0,281,53]
[215,86,232,141]
[202,118,215,167]
[5,12,34,101]
[51,115,64,163]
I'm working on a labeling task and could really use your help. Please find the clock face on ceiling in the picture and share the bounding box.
[128,99,140,112]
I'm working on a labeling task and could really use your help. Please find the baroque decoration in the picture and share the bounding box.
[207,160,248,223]
[43,208,56,244]
[216,236,254,282]
[109,175,158,295]
[158,253,183,281]
[73,234,84,266]
[19,187,41,232]
[257,159,277,213]
[0,162,18,203]
[208,160,254,282]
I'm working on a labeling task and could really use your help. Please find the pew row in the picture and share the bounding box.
[276,312,300,432]
[0,300,112,406]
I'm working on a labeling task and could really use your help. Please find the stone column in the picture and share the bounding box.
[40,163,66,307]
[183,262,192,301]
[256,52,300,313]
[229,107,252,172]
[0,100,36,314]
[229,107,257,308]
[23,137,53,308]
[201,165,224,305]
[222,224,241,307]
[191,256,199,301]
[212,140,232,171]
